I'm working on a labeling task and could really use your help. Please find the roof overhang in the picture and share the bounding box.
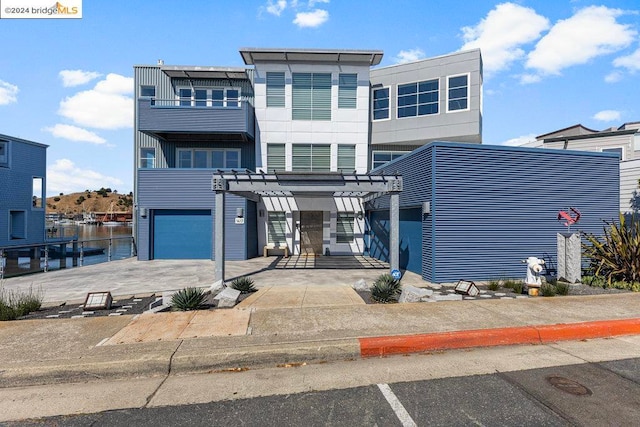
[212,171,402,202]
[160,66,249,80]
[239,48,383,66]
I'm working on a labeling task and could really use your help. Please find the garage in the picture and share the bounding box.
[152,210,212,259]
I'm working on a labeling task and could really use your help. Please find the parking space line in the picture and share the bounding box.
[377,383,417,427]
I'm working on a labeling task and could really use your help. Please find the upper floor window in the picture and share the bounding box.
[267,143,286,172]
[372,87,389,120]
[337,145,356,172]
[0,140,8,167]
[179,88,191,106]
[140,147,156,168]
[397,79,438,118]
[292,73,331,121]
[176,88,240,108]
[292,144,330,172]
[140,85,156,97]
[177,148,240,169]
[338,74,357,109]
[32,177,43,209]
[266,72,285,108]
[602,147,623,160]
[372,151,408,170]
[447,74,469,112]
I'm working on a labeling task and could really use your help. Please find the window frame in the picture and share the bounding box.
[175,87,242,108]
[338,73,357,109]
[446,73,470,113]
[292,144,331,172]
[267,211,287,245]
[371,151,409,170]
[32,177,44,210]
[9,210,27,240]
[372,87,390,121]
[337,145,356,172]
[140,85,156,98]
[292,72,332,121]
[266,143,286,172]
[396,79,439,119]
[0,140,8,167]
[601,146,624,160]
[336,212,355,243]
[175,148,241,169]
[139,147,156,168]
[266,72,286,108]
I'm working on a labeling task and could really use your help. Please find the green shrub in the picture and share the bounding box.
[0,283,43,320]
[171,287,207,311]
[540,283,557,297]
[487,279,500,291]
[229,277,257,294]
[370,274,401,303]
[0,302,17,321]
[503,279,523,294]
[555,282,570,296]
[583,214,640,287]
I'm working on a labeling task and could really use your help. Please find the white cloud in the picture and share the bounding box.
[394,48,426,64]
[519,73,542,84]
[47,159,123,196]
[526,6,636,76]
[613,47,640,72]
[0,80,19,105]
[605,70,624,83]
[293,9,328,28]
[593,110,621,122]
[265,0,286,16]
[43,124,106,144]
[460,3,550,76]
[497,133,538,146]
[308,0,329,6]
[58,73,133,130]
[59,70,102,87]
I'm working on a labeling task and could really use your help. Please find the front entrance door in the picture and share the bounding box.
[300,211,323,255]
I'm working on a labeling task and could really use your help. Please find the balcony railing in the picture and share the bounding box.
[137,98,255,140]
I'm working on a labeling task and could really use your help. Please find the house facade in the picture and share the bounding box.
[133,48,483,261]
[0,134,47,248]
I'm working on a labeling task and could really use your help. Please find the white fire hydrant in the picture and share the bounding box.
[523,256,545,296]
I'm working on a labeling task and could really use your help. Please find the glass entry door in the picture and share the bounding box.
[299,211,323,255]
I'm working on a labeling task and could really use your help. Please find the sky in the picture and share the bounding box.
[0,0,639,196]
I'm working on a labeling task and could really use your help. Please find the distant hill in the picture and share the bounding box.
[46,188,133,216]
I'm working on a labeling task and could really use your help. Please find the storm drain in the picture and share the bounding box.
[546,376,593,396]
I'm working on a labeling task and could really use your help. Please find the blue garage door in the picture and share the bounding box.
[367,208,422,274]
[153,210,212,259]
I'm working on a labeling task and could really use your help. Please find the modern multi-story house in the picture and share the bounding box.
[0,134,47,249]
[133,47,483,262]
[527,122,640,212]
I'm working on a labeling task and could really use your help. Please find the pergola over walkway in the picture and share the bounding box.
[212,171,403,285]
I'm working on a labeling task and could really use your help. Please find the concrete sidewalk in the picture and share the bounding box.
[1,289,639,388]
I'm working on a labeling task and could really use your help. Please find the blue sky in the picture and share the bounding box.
[0,0,639,196]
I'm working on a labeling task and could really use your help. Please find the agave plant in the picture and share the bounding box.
[171,287,207,311]
[229,277,257,294]
[370,273,401,303]
[583,214,640,287]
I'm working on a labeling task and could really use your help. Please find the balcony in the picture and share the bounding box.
[137,98,255,141]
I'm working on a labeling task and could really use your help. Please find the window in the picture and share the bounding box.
[372,151,409,169]
[266,72,285,107]
[397,79,439,118]
[336,213,355,243]
[602,147,623,160]
[9,210,26,240]
[140,147,156,168]
[195,89,207,107]
[292,73,331,121]
[176,148,240,169]
[177,88,241,107]
[267,144,286,171]
[32,177,43,209]
[140,85,155,97]
[0,140,7,167]
[338,74,357,109]
[267,212,287,244]
[226,89,239,108]
[337,145,356,172]
[372,87,389,120]
[448,74,469,111]
[292,144,331,172]
[179,88,191,106]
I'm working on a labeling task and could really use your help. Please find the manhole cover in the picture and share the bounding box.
[546,375,592,396]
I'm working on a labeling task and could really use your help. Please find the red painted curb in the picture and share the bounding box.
[359,318,640,357]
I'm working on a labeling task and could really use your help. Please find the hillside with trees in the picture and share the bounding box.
[46,188,133,217]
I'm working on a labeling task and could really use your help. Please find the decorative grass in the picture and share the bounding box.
[171,287,207,311]
[370,274,401,303]
[540,283,557,297]
[229,277,257,294]
[0,283,43,321]
[487,279,500,291]
[503,279,524,294]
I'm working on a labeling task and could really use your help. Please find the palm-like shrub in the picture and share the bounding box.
[229,277,257,294]
[171,287,207,311]
[583,214,640,287]
[370,274,401,303]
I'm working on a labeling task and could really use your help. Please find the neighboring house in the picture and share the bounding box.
[527,122,640,212]
[133,47,483,261]
[0,134,47,248]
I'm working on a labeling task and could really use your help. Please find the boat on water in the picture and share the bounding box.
[101,221,121,226]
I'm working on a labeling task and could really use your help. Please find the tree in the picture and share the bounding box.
[75,195,86,205]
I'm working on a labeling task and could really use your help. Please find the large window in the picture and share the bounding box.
[267,212,287,244]
[292,73,331,121]
[177,88,241,107]
[177,148,240,169]
[372,87,389,120]
[338,73,357,109]
[140,147,156,168]
[267,144,286,171]
[292,144,331,172]
[140,85,156,97]
[0,140,7,167]
[337,145,356,172]
[447,74,469,112]
[9,210,26,240]
[372,151,409,170]
[32,177,43,209]
[266,72,285,107]
[397,79,439,118]
[336,213,355,243]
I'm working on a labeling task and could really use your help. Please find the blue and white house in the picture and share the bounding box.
[133,47,618,282]
[0,134,47,248]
